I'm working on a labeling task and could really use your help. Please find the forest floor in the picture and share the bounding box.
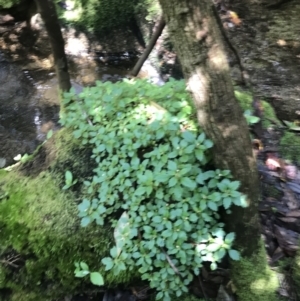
[0,14,300,301]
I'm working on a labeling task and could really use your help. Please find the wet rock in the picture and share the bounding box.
[0,14,14,25]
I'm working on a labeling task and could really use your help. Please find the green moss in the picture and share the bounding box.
[234,89,278,128]
[149,294,205,301]
[0,0,21,9]
[231,243,279,301]
[0,130,137,301]
[59,0,140,33]
[279,131,300,162]
[292,249,300,298]
[234,90,253,111]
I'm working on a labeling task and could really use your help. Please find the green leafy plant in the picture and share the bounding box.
[74,261,104,286]
[244,110,260,125]
[61,78,246,300]
[63,170,77,190]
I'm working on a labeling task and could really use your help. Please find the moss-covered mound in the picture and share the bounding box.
[279,131,300,163]
[0,130,136,301]
[234,89,278,129]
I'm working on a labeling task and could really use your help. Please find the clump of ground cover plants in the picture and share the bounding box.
[61,78,247,300]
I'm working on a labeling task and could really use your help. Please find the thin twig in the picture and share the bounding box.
[198,275,208,300]
[0,259,19,268]
[162,249,183,278]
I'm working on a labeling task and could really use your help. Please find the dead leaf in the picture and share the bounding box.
[228,11,242,26]
[266,158,281,170]
[286,210,300,217]
[278,217,297,223]
[285,165,298,179]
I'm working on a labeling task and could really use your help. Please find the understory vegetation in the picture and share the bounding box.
[58,0,139,32]
[0,131,137,301]
[0,79,255,301]
[60,79,249,300]
[0,0,157,32]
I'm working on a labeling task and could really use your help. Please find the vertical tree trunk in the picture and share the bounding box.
[158,0,278,300]
[34,0,71,92]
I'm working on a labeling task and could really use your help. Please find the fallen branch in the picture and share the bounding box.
[130,15,165,77]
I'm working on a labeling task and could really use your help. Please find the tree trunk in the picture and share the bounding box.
[158,0,278,300]
[34,0,71,92]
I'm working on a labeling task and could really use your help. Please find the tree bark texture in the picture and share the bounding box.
[34,0,71,92]
[158,0,262,260]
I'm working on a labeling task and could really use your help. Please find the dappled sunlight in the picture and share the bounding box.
[208,43,229,72]
[64,29,89,56]
[62,0,83,21]
[187,71,209,125]
[219,124,239,138]
[250,270,279,295]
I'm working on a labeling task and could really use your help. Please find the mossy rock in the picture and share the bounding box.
[231,242,279,301]
[279,131,300,163]
[234,89,278,128]
[0,129,137,301]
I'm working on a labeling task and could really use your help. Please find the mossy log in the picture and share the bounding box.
[0,129,136,301]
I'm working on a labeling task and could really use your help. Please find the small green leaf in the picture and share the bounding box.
[101,257,114,270]
[229,249,240,261]
[195,149,204,162]
[168,160,177,171]
[65,170,73,183]
[215,248,226,261]
[181,177,196,189]
[197,133,205,143]
[225,232,235,244]
[78,199,91,212]
[207,243,220,252]
[223,197,232,209]
[135,186,146,196]
[210,262,217,271]
[208,201,218,211]
[46,130,53,139]
[90,272,104,286]
[110,246,118,258]
[75,270,89,277]
[229,181,240,190]
[204,139,213,148]
[182,131,196,143]
[81,216,91,227]
[80,262,89,271]
[168,177,178,187]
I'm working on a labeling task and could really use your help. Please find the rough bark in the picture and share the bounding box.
[158,0,271,298]
[34,0,71,92]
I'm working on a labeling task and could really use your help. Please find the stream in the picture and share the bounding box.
[0,22,163,168]
[0,53,129,167]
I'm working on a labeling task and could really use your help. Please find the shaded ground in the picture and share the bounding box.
[223,0,300,121]
[1,6,300,301]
